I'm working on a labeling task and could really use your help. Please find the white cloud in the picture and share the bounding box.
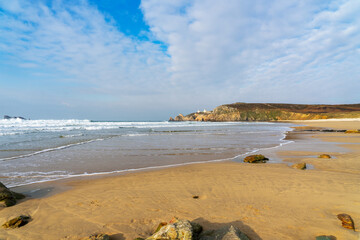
[141,0,360,103]
[0,0,171,96]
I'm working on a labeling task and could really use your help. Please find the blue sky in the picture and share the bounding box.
[0,0,359,120]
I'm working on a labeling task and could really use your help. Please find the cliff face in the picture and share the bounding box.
[170,103,360,122]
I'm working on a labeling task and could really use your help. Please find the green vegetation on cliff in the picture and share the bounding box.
[170,103,360,122]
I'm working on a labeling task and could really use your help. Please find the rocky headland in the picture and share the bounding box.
[170,103,360,121]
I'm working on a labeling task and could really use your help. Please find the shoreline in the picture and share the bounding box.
[1,120,359,239]
[8,122,296,191]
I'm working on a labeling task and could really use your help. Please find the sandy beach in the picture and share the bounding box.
[1,120,359,240]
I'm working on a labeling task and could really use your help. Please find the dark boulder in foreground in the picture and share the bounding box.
[244,154,269,163]
[2,215,31,229]
[146,217,194,240]
[0,182,26,207]
[141,217,249,240]
[200,225,249,240]
[337,213,355,230]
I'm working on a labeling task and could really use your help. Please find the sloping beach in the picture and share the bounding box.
[1,120,359,240]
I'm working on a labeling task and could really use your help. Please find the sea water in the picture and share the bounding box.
[0,119,294,187]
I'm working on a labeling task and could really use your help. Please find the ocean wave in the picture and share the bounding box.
[1,121,296,187]
[0,138,105,162]
[0,119,249,136]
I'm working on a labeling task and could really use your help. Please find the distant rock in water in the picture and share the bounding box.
[3,115,27,120]
[169,103,360,121]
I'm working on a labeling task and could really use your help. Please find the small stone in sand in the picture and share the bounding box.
[193,195,199,199]
[292,163,306,170]
[319,154,331,159]
[2,215,30,229]
[243,154,269,163]
[337,213,355,230]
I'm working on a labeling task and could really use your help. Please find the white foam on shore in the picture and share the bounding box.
[0,138,105,162]
[0,119,256,136]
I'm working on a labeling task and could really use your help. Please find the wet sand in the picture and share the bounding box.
[0,120,359,240]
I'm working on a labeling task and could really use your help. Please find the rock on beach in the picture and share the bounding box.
[243,154,269,163]
[0,182,26,207]
[337,213,355,230]
[2,215,30,229]
[292,163,306,170]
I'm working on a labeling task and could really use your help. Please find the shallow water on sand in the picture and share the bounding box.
[0,119,294,187]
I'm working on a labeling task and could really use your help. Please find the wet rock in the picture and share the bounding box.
[200,225,249,240]
[81,233,110,240]
[0,182,17,207]
[243,154,269,163]
[169,117,175,121]
[292,163,306,170]
[337,213,355,230]
[318,154,331,159]
[0,182,25,207]
[146,217,194,240]
[11,191,26,200]
[2,215,30,229]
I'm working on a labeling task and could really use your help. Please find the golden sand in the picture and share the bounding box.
[0,121,359,240]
